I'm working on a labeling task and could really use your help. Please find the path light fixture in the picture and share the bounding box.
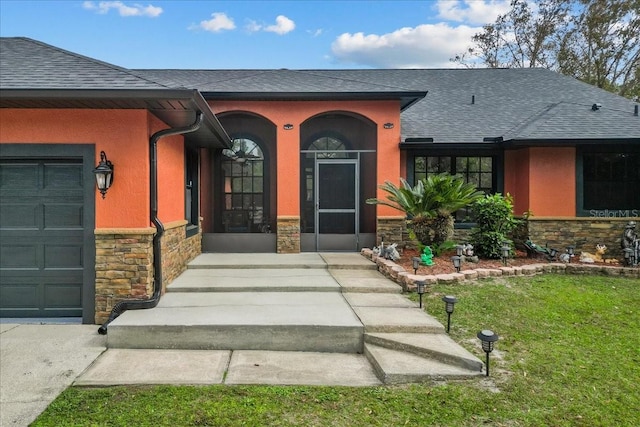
[93,150,114,199]
[451,255,462,273]
[412,257,421,275]
[416,281,426,309]
[501,242,511,266]
[477,330,499,376]
[442,295,457,333]
[549,248,558,262]
[566,245,575,263]
[456,245,464,257]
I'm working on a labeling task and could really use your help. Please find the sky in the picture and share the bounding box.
[0,0,512,70]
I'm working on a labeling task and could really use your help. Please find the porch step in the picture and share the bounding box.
[364,343,483,384]
[107,292,363,353]
[329,269,403,293]
[167,269,340,293]
[186,253,375,270]
[364,332,483,371]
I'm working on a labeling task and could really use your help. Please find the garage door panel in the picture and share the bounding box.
[44,163,83,189]
[44,244,83,269]
[44,204,84,228]
[0,244,40,269]
[0,283,39,308]
[0,163,39,189]
[0,203,39,229]
[44,283,82,308]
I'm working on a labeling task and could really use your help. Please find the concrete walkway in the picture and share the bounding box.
[0,253,483,425]
[0,323,106,427]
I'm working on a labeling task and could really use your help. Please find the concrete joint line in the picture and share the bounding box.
[222,350,233,384]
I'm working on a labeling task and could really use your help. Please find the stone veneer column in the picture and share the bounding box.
[94,228,154,324]
[94,221,203,324]
[277,216,300,253]
[377,216,406,246]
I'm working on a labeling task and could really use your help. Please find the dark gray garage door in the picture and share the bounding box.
[0,158,87,318]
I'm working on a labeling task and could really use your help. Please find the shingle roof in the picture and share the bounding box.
[2,37,638,143]
[0,37,167,89]
[135,67,640,143]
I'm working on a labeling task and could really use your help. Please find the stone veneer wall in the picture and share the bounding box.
[161,220,202,289]
[527,217,638,259]
[277,216,300,253]
[95,229,154,324]
[94,221,202,324]
[377,216,406,246]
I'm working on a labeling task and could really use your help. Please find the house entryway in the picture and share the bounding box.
[313,159,359,251]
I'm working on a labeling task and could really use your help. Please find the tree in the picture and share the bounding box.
[453,0,640,100]
[366,174,484,248]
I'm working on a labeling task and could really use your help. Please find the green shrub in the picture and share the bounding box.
[470,193,520,258]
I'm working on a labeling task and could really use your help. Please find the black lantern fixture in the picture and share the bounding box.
[412,257,421,275]
[451,255,462,273]
[456,245,464,257]
[442,295,457,333]
[548,248,558,262]
[566,245,575,263]
[477,329,499,376]
[416,281,426,309]
[93,151,114,199]
[501,242,511,266]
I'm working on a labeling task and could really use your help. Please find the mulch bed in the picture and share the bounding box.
[394,248,611,276]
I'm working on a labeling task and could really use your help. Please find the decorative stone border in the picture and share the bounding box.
[360,248,640,292]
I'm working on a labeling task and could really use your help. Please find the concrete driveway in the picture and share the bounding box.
[0,323,106,426]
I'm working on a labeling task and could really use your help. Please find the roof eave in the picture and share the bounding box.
[0,88,231,149]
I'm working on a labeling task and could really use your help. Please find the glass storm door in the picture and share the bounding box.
[315,160,359,251]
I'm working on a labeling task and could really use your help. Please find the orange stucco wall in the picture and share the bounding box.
[504,148,530,216]
[0,109,186,228]
[210,100,402,217]
[149,114,185,225]
[504,147,576,217]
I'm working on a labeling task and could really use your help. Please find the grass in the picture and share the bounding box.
[33,274,639,426]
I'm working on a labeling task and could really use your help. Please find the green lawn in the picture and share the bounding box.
[34,274,640,427]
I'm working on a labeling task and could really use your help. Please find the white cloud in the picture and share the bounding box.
[193,12,236,33]
[308,29,323,37]
[264,15,296,35]
[436,0,510,25]
[82,1,162,17]
[245,19,262,33]
[331,23,480,68]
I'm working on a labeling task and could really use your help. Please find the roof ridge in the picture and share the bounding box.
[14,37,173,89]
[288,70,418,92]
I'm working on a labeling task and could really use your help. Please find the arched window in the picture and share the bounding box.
[306,136,348,159]
[221,138,266,232]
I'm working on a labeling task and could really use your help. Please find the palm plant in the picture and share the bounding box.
[367,174,484,247]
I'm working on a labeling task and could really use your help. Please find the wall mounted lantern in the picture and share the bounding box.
[477,329,499,376]
[451,255,462,273]
[93,151,114,199]
[283,124,294,130]
[383,122,394,129]
[442,295,457,333]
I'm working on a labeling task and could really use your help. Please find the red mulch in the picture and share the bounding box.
[396,248,561,275]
